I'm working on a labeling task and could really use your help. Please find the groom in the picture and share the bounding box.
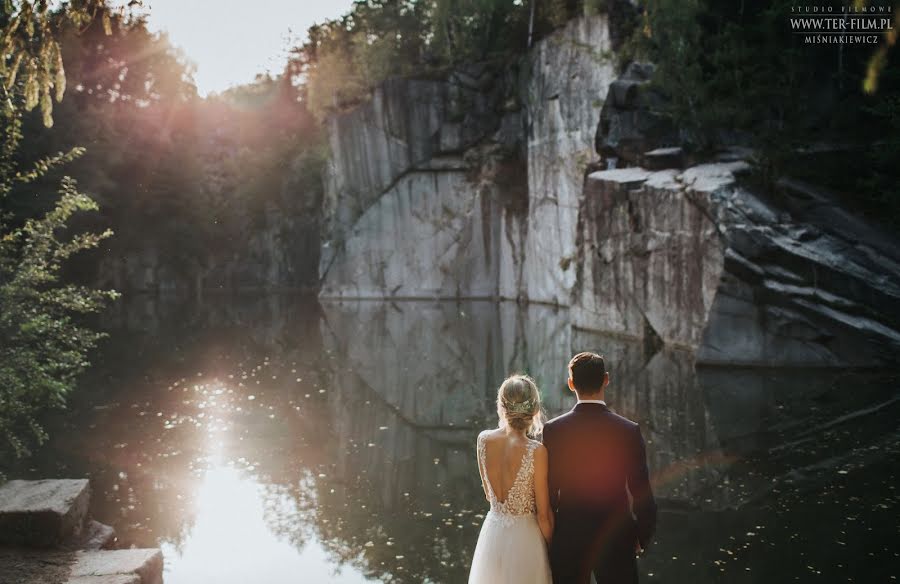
[543,352,657,584]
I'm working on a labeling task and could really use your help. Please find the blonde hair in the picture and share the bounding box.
[496,374,544,436]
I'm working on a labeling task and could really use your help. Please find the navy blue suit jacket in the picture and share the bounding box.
[542,402,657,583]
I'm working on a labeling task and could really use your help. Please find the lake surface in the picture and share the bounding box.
[6,295,899,583]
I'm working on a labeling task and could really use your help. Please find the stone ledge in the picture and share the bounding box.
[0,480,91,547]
[68,549,163,584]
[67,576,140,584]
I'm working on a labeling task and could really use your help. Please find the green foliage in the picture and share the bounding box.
[0,1,119,458]
[293,0,594,119]
[858,91,900,227]
[0,0,113,127]
[630,0,896,176]
[0,111,116,458]
[428,0,530,62]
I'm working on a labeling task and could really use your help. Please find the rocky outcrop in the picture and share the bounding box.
[572,166,725,348]
[581,162,900,366]
[67,549,163,584]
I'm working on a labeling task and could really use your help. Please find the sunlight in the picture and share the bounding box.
[139,0,355,95]
[161,465,374,583]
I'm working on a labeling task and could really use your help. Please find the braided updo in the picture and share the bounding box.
[496,374,544,436]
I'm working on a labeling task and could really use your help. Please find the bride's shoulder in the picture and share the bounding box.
[527,439,547,466]
[478,428,499,442]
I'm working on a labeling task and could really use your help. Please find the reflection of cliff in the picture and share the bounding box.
[319,300,732,505]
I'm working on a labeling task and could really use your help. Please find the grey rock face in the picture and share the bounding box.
[519,15,618,305]
[0,479,91,547]
[320,15,616,303]
[320,170,510,298]
[583,162,900,366]
[574,166,725,347]
[319,60,526,298]
[0,480,161,583]
[60,520,116,552]
[321,73,513,263]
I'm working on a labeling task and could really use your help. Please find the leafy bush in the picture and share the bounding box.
[0,112,116,458]
[1,1,118,458]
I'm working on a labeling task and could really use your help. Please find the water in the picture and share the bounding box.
[6,295,899,583]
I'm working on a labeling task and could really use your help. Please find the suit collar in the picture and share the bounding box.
[573,401,609,413]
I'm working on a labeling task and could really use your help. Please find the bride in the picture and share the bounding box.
[469,374,553,584]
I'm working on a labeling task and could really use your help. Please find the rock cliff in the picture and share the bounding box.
[318,62,526,299]
[318,14,900,366]
[581,163,900,366]
[319,15,619,302]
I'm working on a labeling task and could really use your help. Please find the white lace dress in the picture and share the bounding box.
[468,432,553,584]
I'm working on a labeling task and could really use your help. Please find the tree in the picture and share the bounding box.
[1,0,113,126]
[0,0,118,458]
[293,0,543,120]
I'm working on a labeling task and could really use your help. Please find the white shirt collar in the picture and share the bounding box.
[577,399,606,405]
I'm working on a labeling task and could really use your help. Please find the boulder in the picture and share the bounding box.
[0,480,91,547]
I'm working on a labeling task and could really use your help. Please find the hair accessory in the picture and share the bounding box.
[503,398,536,414]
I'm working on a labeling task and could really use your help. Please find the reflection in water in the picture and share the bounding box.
[162,466,371,583]
[5,295,898,583]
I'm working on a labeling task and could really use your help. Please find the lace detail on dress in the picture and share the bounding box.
[477,432,539,521]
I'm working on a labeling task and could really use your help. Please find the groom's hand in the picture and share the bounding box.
[634,540,644,556]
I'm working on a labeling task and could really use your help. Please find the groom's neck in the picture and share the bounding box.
[575,389,605,402]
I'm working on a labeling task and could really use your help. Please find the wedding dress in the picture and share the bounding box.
[468,432,553,584]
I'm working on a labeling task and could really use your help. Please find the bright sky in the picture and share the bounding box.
[139,0,354,96]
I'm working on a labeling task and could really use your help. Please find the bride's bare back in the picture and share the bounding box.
[479,429,536,504]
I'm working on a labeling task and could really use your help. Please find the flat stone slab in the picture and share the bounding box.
[68,574,141,584]
[643,146,684,170]
[587,167,652,187]
[680,161,750,194]
[68,549,163,584]
[0,480,91,547]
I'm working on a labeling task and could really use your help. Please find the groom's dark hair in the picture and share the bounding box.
[568,352,607,393]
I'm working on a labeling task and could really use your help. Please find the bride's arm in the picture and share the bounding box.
[476,434,490,502]
[533,444,554,543]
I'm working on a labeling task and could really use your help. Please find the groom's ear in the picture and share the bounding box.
[567,377,575,392]
[603,372,610,388]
